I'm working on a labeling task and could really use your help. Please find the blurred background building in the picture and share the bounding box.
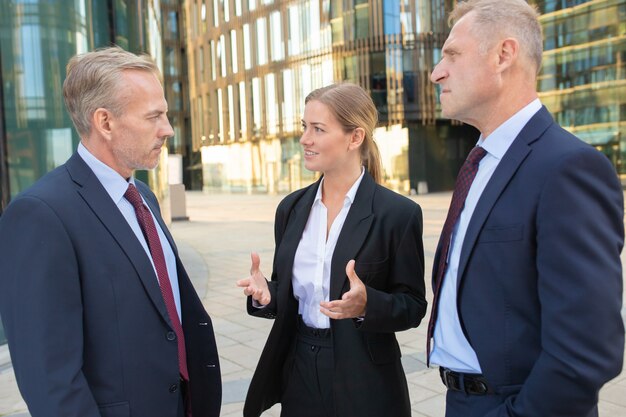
[0,0,624,344]
[186,0,625,194]
[534,0,625,174]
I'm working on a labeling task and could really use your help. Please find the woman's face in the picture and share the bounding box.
[300,100,360,175]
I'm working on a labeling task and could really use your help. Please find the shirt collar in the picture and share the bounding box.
[77,142,136,204]
[314,166,366,206]
[477,98,542,159]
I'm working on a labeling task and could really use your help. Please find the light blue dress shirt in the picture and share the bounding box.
[77,143,183,322]
[430,99,542,373]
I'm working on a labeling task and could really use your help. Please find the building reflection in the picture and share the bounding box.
[532,0,626,179]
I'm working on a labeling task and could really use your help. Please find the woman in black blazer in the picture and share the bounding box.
[237,83,427,417]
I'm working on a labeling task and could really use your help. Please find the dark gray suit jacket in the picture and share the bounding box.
[0,153,221,417]
[244,172,427,417]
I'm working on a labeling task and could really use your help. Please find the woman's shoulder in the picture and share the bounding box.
[372,184,421,216]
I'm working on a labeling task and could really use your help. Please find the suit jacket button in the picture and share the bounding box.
[166,331,176,341]
[169,383,178,393]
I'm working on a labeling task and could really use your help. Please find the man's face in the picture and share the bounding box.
[430,12,499,128]
[108,70,174,178]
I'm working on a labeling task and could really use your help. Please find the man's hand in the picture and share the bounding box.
[236,252,271,305]
[320,260,367,319]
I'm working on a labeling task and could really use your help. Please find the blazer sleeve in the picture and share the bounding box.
[0,196,101,417]
[358,203,427,333]
[486,147,624,417]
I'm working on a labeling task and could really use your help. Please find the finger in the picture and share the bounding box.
[250,252,261,274]
[236,278,251,287]
[320,300,346,314]
[320,306,340,319]
[320,300,340,310]
[345,260,362,285]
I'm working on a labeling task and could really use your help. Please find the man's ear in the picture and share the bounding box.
[92,108,114,140]
[349,127,365,150]
[497,37,519,72]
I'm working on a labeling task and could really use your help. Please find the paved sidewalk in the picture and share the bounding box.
[1,191,625,416]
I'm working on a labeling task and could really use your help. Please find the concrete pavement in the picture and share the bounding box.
[1,190,626,416]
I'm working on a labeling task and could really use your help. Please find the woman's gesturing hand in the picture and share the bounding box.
[236,252,271,306]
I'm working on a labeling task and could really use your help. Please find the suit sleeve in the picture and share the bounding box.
[0,197,101,417]
[358,204,428,333]
[486,147,624,417]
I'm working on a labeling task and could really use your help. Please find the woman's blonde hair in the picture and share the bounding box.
[305,83,383,183]
[63,46,159,137]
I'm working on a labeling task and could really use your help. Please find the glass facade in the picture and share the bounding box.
[186,0,472,194]
[0,0,171,345]
[162,0,202,190]
[532,0,626,179]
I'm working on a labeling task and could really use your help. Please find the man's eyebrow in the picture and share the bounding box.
[442,45,458,55]
[145,109,167,117]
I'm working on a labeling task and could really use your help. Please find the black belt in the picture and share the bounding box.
[439,367,494,395]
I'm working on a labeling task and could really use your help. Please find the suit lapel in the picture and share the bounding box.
[275,181,319,303]
[329,173,375,300]
[456,107,554,284]
[65,153,171,324]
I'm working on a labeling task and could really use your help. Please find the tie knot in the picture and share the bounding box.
[467,146,487,165]
[124,183,144,209]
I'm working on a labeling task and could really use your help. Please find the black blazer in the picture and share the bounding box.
[244,172,427,417]
[0,153,221,417]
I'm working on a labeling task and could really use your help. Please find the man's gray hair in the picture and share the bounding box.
[63,46,160,137]
[450,0,543,74]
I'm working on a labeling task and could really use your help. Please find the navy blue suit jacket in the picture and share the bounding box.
[0,153,221,417]
[433,107,624,416]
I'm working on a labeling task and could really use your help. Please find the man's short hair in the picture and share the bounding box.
[62,46,160,137]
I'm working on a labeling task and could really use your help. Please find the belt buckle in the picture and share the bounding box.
[441,368,457,390]
[465,378,489,395]
[441,368,450,388]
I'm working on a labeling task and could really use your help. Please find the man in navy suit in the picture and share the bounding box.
[0,47,221,417]
[427,1,624,416]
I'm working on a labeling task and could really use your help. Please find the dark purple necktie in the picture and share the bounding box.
[125,183,189,382]
[426,146,487,367]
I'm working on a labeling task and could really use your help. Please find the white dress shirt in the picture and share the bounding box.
[292,168,365,329]
[430,99,542,372]
[77,143,183,322]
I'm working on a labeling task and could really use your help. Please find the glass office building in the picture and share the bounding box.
[186,0,478,194]
[532,0,626,179]
[0,0,170,345]
[187,0,625,193]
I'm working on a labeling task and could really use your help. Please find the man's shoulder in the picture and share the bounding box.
[9,163,73,205]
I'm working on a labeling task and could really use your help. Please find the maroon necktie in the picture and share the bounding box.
[426,146,487,366]
[125,184,190,381]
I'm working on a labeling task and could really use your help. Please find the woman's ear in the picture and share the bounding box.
[349,127,365,150]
